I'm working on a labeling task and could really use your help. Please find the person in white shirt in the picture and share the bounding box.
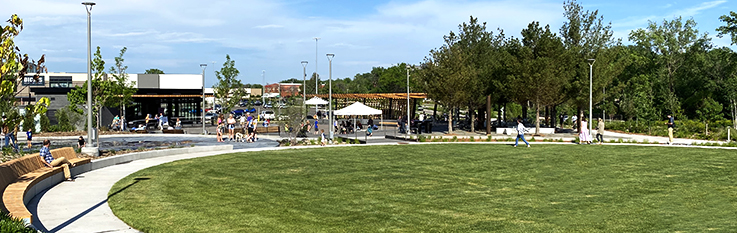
[514,118,530,148]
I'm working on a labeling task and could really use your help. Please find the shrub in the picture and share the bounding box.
[353,139,360,144]
[487,135,492,142]
[40,113,50,132]
[0,211,35,233]
[452,136,458,142]
[418,135,427,142]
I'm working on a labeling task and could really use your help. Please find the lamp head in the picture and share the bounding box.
[82,2,96,6]
[301,61,308,66]
[326,54,334,61]
[587,59,595,62]
[200,64,207,67]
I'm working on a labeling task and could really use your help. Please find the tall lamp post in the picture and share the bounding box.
[587,58,595,139]
[82,2,96,149]
[301,61,308,118]
[314,37,320,115]
[326,54,334,141]
[200,63,207,134]
[262,70,265,107]
[406,64,411,135]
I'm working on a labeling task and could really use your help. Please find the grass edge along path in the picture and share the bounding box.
[108,144,737,232]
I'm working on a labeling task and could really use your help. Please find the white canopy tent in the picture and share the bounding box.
[334,102,383,141]
[305,96,329,105]
[305,97,329,119]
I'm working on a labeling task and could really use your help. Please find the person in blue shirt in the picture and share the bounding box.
[26,128,32,149]
[39,139,75,181]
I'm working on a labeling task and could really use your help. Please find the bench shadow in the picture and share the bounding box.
[40,177,150,233]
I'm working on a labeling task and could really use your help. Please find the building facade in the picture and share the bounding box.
[21,72,206,127]
[264,83,302,98]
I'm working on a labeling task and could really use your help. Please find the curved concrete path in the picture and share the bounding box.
[28,140,735,232]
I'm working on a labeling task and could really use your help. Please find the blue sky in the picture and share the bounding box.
[2,0,734,88]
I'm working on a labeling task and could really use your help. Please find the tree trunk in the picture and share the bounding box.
[522,101,528,122]
[551,104,558,128]
[448,108,453,134]
[470,104,475,133]
[535,101,540,135]
[577,107,583,133]
[486,95,491,135]
[433,103,438,121]
[706,122,709,135]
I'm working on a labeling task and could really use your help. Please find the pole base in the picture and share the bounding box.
[81,147,99,157]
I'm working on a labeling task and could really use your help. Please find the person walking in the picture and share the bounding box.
[78,136,85,148]
[596,118,605,145]
[227,114,237,141]
[666,114,675,145]
[514,118,530,148]
[314,120,319,135]
[579,118,592,144]
[39,139,75,181]
[26,128,32,149]
[320,129,327,146]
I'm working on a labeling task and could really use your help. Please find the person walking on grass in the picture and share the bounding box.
[596,118,605,145]
[579,118,593,144]
[666,114,675,145]
[514,118,530,148]
[39,139,75,181]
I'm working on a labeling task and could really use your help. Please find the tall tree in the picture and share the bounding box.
[512,22,568,134]
[717,11,737,45]
[108,47,137,124]
[560,0,616,131]
[629,17,708,117]
[212,55,245,113]
[144,68,164,74]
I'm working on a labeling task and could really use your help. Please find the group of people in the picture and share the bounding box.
[515,113,677,147]
[217,113,260,143]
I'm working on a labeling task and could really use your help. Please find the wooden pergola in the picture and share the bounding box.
[305,93,428,119]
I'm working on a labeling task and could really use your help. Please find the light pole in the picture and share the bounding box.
[406,64,411,135]
[326,54,334,141]
[200,63,207,134]
[314,37,320,115]
[82,2,95,148]
[301,61,308,118]
[587,58,595,139]
[262,70,265,107]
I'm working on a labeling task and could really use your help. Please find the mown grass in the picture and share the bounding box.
[108,144,737,232]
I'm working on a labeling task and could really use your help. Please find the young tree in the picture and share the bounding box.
[696,97,723,135]
[1,14,50,140]
[212,55,245,114]
[108,47,137,125]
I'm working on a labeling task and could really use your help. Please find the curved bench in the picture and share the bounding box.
[0,147,90,224]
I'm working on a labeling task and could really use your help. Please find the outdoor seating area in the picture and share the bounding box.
[0,147,89,224]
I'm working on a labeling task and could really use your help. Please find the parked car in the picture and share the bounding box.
[253,100,262,106]
[246,108,257,113]
[204,112,218,122]
[261,110,275,120]
[263,103,273,108]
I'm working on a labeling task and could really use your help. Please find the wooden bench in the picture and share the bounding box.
[255,126,280,134]
[162,129,185,134]
[1,147,90,224]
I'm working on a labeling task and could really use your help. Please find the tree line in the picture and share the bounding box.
[413,0,737,134]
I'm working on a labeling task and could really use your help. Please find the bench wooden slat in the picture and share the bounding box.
[1,147,82,223]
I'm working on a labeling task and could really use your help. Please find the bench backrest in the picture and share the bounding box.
[50,147,79,160]
[0,153,44,212]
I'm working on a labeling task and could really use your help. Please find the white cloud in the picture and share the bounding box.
[255,24,284,29]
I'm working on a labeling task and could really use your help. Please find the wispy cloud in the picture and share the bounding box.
[671,0,727,17]
[255,24,284,29]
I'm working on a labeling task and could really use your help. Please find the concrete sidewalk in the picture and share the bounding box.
[29,149,248,232]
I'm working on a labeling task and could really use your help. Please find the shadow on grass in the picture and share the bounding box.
[43,177,151,233]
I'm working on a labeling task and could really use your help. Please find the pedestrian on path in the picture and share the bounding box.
[320,129,327,146]
[227,114,237,141]
[26,128,32,149]
[579,118,592,144]
[514,118,530,148]
[596,118,605,145]
[39,139,75,181]
[666,114,675,144]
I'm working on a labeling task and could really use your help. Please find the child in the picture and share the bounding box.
[320,129,327,146]
[78,136,85,148]
[217,121,225,142]
[26,128,32,149]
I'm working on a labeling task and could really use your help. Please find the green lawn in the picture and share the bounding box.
[108,144,737,232]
